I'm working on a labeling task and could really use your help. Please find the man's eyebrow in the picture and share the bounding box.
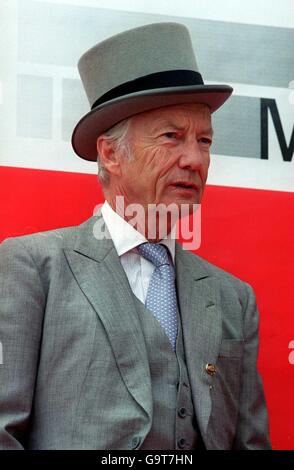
[151,121,185,133]
[151,121,214,136]
[202,126,214,137]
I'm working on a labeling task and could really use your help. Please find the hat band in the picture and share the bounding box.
[91,69,204,110]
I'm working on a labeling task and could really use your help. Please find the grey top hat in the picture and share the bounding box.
[72,22,233,161]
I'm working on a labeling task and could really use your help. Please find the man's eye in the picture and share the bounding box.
[164,132,178,139]
[199,137,212,146]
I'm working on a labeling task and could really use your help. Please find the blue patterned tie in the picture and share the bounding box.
[137,243,179,350]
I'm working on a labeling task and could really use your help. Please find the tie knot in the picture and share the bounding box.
[137,243,170,268]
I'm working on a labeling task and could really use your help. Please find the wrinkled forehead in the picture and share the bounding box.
[131,102,212,133]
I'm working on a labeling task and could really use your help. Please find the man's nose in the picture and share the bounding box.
[177,138,208,171]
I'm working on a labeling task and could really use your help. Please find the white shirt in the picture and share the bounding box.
[101,200,176,304]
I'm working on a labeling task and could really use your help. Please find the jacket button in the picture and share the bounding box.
[131,436,141,449]
[177,437,187,449]
[178,407,187,418]
[205,363,217,376]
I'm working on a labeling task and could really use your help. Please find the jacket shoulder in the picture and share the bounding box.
[179,246,255,304]
[0,217,94,253]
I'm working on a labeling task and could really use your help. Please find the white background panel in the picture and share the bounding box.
[33,0,294,28]
[0,0,293,192]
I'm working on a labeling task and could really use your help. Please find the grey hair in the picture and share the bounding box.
[97,117,133,186]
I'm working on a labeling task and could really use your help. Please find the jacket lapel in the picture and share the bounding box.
[175,243,222,438]
[63,214,222,437]
[64,214,152,422]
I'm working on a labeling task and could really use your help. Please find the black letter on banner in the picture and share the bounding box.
[260,98,294,162]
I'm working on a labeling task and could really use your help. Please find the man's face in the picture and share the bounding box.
[114,103,212,211]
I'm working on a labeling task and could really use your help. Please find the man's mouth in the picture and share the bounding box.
[171,181,198,190]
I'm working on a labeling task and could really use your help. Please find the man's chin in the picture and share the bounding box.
[178,201,200,218]
[154,199,201,224]
[172,196,201,212]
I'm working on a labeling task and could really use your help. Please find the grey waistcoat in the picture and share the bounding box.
[133,296,204,450]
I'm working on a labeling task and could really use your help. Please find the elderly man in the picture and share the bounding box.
[0,23,270,450]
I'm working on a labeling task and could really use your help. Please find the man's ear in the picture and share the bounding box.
[96,135,121,177]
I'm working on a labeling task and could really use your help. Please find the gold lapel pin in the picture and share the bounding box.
[205,363,217,376]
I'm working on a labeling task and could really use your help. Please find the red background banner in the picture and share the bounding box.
[1,165,293,449]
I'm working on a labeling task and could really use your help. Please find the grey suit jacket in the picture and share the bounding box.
[0,214,271,449]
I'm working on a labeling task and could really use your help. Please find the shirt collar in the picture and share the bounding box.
[101,200,176,263]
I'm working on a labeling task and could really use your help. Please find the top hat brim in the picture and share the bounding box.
[72,84,233,161]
